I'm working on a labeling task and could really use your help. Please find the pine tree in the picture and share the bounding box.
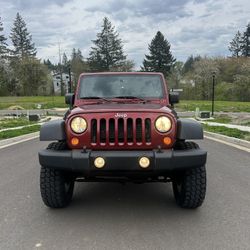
[10,12,36,58]
[62,53,68,66]
[76,49,83,61]
[183,55,201,74]
[88,17,126,71]
[0,16,8,57]
[241,23,250,57]
[43,59,54,71]
[62,52,69,72]
[141,31,175,77]
[228,31,242,57]
[71,48,89,88]
[71,48,77,60]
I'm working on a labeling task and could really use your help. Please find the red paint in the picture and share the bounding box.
[66,72,177,150]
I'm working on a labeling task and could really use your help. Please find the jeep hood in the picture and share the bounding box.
[68,103,173,116]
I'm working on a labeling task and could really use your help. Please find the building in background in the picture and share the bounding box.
[52,72,72,95]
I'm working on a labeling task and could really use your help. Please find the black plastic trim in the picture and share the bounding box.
[39,148,207,175]
[177,118,203,140]
[40,120,66,141]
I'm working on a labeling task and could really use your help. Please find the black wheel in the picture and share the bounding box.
[40,142,74,208]
[172,141,206,208]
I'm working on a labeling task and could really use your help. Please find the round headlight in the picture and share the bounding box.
[71,117,87,134]
[155,116,171,133]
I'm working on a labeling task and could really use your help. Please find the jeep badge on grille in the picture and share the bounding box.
[115,113,127,118]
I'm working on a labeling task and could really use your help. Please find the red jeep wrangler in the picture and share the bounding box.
[39,72,207,209]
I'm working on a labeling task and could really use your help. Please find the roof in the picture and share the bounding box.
[79,72,164,77]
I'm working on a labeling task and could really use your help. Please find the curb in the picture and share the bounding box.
[201,121,250,133]
[204,131,250,149]
[0,132,39,149]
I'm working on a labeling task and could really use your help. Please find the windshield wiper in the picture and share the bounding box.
[114,96,148,103]
[80,96,112,102]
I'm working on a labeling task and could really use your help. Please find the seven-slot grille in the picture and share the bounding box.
[91,118,151,145]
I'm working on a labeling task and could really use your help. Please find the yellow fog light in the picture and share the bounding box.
[139,157,150,168]
[94,157,105,168]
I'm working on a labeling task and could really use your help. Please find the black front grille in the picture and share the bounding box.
[90,118,151,144]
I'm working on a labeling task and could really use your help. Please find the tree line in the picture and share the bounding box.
[167,23,250,102]
[0,15,176,96]
[0,14,249,101]
[170,56,250,102]
[0,13,50,96]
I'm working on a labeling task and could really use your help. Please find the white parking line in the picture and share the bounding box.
[0,133,39,149]
[205,135,250,153]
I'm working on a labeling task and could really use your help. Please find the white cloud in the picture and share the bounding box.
[0,0,249,68]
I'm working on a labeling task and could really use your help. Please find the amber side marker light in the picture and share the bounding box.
[163,137,172,145]
[71,137,79,146]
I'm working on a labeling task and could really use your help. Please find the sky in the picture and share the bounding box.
[0,0,249,68]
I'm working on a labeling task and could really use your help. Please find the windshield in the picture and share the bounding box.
[79,75,164,99]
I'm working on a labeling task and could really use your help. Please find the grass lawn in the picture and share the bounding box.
[0,118,36,130]
[0,96,249,112]
[176,100,250,112]
[0,96,66,109]
[203,124,250,141]
[206,115,232,124]
[0,124,41,140]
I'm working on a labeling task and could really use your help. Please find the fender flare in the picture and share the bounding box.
[176,118,203,140]
[40,120,66,141]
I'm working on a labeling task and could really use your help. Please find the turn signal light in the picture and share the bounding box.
[71,137,79,146]
[163,137,172,145]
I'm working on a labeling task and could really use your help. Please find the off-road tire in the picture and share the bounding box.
[172,141,206,209]
[47,141,68,150]
[174,141,199,150]
[40,142,74,208]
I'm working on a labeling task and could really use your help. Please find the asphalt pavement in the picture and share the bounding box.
[0,138,250,250]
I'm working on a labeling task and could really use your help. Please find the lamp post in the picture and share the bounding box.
[211,71,216,116]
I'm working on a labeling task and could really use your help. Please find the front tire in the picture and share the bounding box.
[172,141,206,208]
[40,142,74,208]
[40,166,74,208]
[172,166,206,208]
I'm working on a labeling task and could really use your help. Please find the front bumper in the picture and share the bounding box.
[39,148,207,176]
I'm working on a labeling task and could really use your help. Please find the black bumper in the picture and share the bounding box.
[39,148,207,175]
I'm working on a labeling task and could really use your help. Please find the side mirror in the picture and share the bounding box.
[65,93,75,109]
[169,92,179,105]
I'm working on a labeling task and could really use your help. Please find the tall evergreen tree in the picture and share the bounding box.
[228,31,242,57]
[71,48,89,88]
[141,31,175,77]
[62,52,69,73]
[62,53,68,66]
[183,55,201,74]
[43,59,54,71]
[71,48,77,60]
[0,16,8,57]
[88,17,126,71]
[76,49,83,61]
[241,23,250,57]
[10,12,36,58]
